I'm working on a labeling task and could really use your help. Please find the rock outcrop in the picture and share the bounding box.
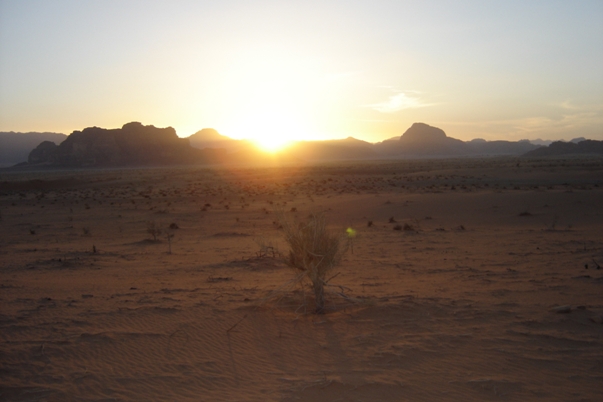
[398,122,466,155]
[27,122,226,167]
[28,141,59,165]
[523,140,603,157]
[187,128,247,152]
[372,122,539,156]
[0,132,66,167]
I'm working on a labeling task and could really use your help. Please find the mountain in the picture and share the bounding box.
[0,131,67,167]
[194,122,543,160]
[189,128,229,142]
[373,122,540,157]
[289,137,376,161]
[11,122,574,168]
[25,122,227,167]
[523,140,603,157]
[397,122,467,155]
[465,139,538,155]
[188,129,376,161]
[529,138,554,146]
[529,137,585,147]
[188,129,240,150]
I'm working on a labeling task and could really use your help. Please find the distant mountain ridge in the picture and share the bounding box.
[523,139,603,157]
[369,122,539,157]
[7,121,600,169]
[186,122,543,160]
[0,131,66,167]
[187,128,252,153]
[25,122,226,167]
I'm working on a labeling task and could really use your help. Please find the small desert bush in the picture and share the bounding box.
[253,236,280,258]
[280,213,348,313]
[146,220,162,241]
[403,223,415,231]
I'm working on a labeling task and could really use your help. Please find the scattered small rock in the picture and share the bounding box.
[550,305,572,313]
[589,315,603,324]
[207,276,233,283]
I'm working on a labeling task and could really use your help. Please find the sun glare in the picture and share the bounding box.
[226,102,309,153]
[254,133,292,153]
[217,50,324,152]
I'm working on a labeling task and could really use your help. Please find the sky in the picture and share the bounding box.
[1,0,602,146]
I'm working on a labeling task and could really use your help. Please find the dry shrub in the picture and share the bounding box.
[403,223,415,231]
[280,213,348,313]
[146,220,162,241]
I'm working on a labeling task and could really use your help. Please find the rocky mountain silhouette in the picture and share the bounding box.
[187,123,543,161]
[187,128,250,152]
[0,131,67,167]
[523,139,603,157]
[373,123,539,157]
[187,131,375,161]
[529,138,554,146]
[288,137,376,161]
[15,121,596,169]
[26,122,226,167]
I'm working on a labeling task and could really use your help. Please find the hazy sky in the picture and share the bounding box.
[1,0,602,144]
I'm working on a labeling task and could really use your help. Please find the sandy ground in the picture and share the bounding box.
[1,157,602,401]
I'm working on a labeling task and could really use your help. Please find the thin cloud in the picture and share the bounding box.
[440,106,603,140]
[557,100,579,110]
[368,91,435,113]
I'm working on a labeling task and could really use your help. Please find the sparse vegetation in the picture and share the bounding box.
[253,237,280,259]
[166,232,174,254]
[146,220,162,241]
[548,215,559,231]
[403,223,415,231]
[280,213,348,313]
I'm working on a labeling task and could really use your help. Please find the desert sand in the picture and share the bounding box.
[1,156,602,401]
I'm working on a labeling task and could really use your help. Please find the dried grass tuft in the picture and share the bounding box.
[280,213,348,313]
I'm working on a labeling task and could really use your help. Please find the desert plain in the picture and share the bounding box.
[1,156,602,401]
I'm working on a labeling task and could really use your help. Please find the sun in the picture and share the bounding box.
[227,103,307,153]
[217,53,322,152]
[253,132,292,153]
